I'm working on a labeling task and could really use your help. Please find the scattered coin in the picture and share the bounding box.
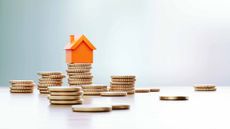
[150,88,160,92]
[160,96,188,101]
[194,84,216,91]
[112,104,130,110]
[135,88,150,93]
[72,105,112,112]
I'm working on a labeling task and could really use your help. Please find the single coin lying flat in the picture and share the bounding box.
[100,92,127,97]
[112,104,130,110]
[194,84,216,91]
[135,88,150,93]
[72,105,112,112]
[160,96,188,101]
[150,88,160,92]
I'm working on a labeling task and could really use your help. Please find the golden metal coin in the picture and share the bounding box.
[160,96,188,101]
[112,104,130,110]
[72,105,112,112]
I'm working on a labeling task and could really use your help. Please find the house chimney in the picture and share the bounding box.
[70,35,75,43]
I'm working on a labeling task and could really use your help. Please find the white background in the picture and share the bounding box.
[1,0,230,86]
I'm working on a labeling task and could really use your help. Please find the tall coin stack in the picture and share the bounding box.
[37,72,65,94]
[67,63,93,86]
[109,75,136,94]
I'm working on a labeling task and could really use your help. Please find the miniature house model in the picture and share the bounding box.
[65,34,96,63]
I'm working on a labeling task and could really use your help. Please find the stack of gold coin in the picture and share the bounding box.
[81,84,108,96]
[109,75,136,94]
[194,84,216,91]
[37,72,65,94]
[48,87,83,105]
[9,80,35,93]
[67,63,93,86]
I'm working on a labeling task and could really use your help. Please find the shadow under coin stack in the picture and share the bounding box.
[82,84,108,96]
[37,72,65,94]
[110,75,136,94]
[48,87,83,105]
[67,63,93,86]
[9,80,35,93]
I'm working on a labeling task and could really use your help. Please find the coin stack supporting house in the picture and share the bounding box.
[109,75,136,94]
[48,87,83,105]
[82,84,108,96]
[67,63,93,86]
[9,80,35,93]
[37,72,65,94]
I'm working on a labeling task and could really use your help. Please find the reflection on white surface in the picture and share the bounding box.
[0,87,229,129]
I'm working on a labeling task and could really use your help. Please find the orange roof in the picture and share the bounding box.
[65,34,96,50]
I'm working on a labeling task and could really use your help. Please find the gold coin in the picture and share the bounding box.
[83,92,101,96]
[83,88,107,92]
[48,87,81,92]
[48,95,82,100]
[111,78,136,82]
[135,88,150,93]
[110,81,135,85]
[150,88,160,92]
[10,89,33,93]
[10,80,34,84]
[112,104,130,110]
[67,63,91,67]
[160,96,188,101]
[195,87,216,91]
[50,91,83,96]
[100,92,127,97]
[37,72,62,76]
[50,99,83,105]
[72,105,112,112]
[111,75,136,79]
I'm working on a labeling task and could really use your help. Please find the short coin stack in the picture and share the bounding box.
[110,75,136,94]
[48,87,83,105]
[9,80,35,93]
[37,72,65,94]
[67,63,93,86]
[82,84,108,96]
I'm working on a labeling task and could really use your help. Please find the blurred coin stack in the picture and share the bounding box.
[67,63,93,86]
[82,84,108,96]
[9,80,35,93]
[48,87,83,105]
[37,72,65,94]
[110,75,136,94]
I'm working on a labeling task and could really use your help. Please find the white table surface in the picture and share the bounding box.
[0,86,229,129]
